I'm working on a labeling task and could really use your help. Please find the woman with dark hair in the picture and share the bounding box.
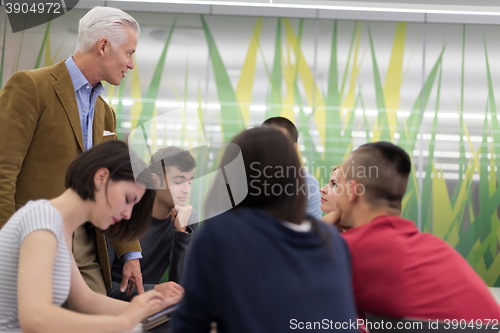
[0,140,179,333]
[172,127,357,333]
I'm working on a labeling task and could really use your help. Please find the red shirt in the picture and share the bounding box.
[342,215,500,321]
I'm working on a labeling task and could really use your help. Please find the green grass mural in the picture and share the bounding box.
[1,11,500,286]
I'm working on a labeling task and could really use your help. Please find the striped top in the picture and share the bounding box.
[0,200,71,332]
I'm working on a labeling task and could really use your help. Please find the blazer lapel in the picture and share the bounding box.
[93,98,105,146]
[52,60,84,152]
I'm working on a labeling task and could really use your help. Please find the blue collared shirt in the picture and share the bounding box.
[65,57,104,151]
[305,171,323,220]
[65,57,141,262]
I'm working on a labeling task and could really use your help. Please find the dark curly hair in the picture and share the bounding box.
[149,146,196,187]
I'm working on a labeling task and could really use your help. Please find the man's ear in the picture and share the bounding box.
[151,173,162,189]
[96,37,109,55]
[347,179,359,202]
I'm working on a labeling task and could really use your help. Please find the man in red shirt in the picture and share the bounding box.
[324,141,500,322]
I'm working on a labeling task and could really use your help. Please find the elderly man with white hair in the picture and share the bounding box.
[0,6,145,298]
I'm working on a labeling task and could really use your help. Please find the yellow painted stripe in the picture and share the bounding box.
[284,19,326,147]
[383,23,406,141]
[130,57,144,131]
[461,121,480,171]
[44,33,52,67]
[236,17,263,126]
[341,22,363,131]
[281,44,296,122]
[432,164,455,241]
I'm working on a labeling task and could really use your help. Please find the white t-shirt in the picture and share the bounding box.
[0,200,71,332]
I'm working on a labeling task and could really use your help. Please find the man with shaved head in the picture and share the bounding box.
[325,141,500,321]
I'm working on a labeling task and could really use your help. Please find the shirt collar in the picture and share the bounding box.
[65,56,104,94]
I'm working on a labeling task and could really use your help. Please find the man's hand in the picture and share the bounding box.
[120,258,144,296]
[173,205,193,233]
[154,281,184,300]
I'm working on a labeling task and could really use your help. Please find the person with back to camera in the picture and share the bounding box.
[322,141,500,322]
[0,140,180,333]
[171,126,358,333]
[108,146,199,301]
[262,116,323,219]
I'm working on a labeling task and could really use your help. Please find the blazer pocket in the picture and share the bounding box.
[102,131,117,142]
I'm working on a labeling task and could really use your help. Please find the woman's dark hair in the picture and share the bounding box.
[207,127,307,224]
[65,140,155,242]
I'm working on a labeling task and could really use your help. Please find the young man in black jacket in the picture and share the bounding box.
[108,146,198,301]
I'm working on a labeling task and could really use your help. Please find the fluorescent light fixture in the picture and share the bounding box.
[121,121,132,128]
[206,125,222,132]
[412,150,495,159]
[310,129,320,135]
[354,109,378,116]
[204,103,222,110]
[435,163,460,171]
[155,101,183,108]
[397,111,411,117]
[108,0,500,16]
[435,134,460,141]
[352,131,367,138]
[186,102,200,109]
[414,171,481,181]
[249,105,267,112]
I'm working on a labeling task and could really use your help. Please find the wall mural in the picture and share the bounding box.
[1,8,500,286]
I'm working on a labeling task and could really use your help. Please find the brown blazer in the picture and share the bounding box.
[0,60,140,291]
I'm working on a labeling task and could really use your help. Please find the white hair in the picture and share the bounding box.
[76,6,140,53]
